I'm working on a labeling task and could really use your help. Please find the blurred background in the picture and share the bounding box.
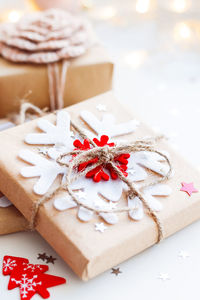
[1,0,200,165]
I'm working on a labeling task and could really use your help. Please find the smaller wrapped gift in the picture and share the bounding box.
[0,9,113,118]
[0,119,28,234]
[0,91,199,280]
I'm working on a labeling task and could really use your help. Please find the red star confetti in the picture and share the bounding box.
[2,256,66,300]
[180,182,198,196]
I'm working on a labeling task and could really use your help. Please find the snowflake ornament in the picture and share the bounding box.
[19,108,172,225]
[80,110,139,138]
[128,184,172,220]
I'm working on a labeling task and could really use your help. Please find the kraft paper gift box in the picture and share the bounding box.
[0,119,28,234]
[0,44,113,118]
[0,91,199,280]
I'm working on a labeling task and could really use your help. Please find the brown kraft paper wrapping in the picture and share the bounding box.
[0,119,28,234]
[0,193,28,235]
[0,91,199,280]
[0,45,113,117]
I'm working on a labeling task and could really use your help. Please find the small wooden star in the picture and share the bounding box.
[111,267,122,276]
[46,255,57,264]
[180,182,198,196]
[75,190,87,200]
[37,253,48,261]
[127,168,136,175]
[96,104,107,112]
[158,273,170,281]
[95,222,107,233]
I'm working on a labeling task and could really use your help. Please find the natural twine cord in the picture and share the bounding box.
[47,60,69,111]
[27,115,172,243]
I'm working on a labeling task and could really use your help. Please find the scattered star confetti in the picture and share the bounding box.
[37,253,48,261]
[128,168,136,175]
[158,273,170,281]
[95,222,107,233]
[38,147,49,155]
[75,190,87,199]
[178,250,190,259]
[46,255,57,264]
[180,182,198,196]
[70,130,75,137]
[96,104,107,112]
[111,267,122,276]
[108,202,118,209]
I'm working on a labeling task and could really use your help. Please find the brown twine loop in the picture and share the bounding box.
[8,102,47,125]
[28,117,172,243]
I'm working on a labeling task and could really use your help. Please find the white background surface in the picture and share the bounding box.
[1,0,200,299]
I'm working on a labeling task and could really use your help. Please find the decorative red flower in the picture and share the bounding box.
[73,135,130,182]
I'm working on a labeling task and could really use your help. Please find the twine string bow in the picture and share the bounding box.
[30,119,172,243]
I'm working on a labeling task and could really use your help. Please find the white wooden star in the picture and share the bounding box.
[158,273,170,281]
[178,250,190,259]
[75,190,87,199]
[96,104,107,112]
[95,222,107,233]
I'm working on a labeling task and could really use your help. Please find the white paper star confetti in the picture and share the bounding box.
[75,190,87,199]
[158,273,170,281]
[95,222,107,233]
[178,250,190,259]
[96,104,107,112]
[38,147,49,155]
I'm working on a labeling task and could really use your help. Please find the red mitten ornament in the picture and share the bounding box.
[2,256,66,300]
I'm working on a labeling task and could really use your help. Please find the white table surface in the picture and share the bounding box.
[1,1,200,299]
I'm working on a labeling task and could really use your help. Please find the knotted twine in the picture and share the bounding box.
[25,113,172,243]
[0,9,91,110]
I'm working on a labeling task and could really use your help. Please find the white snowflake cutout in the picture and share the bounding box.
[25,111,74,150]
[19,149,67,195]
[128,184,172,220]
[0,196,12,208]
[127,151,170,182]
[80,110,139,138]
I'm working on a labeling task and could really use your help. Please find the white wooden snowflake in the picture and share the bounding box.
[19,108,172,224]
[25,111,73,148]
[128,184,172,220]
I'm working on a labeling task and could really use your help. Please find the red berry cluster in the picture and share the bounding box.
[73,135,130,182]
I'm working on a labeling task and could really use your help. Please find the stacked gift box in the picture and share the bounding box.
[0,8,200,284]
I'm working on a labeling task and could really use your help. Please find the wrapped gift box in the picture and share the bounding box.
[0,45,113,118]
[0,119,28,234]
[0,91,199,280]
